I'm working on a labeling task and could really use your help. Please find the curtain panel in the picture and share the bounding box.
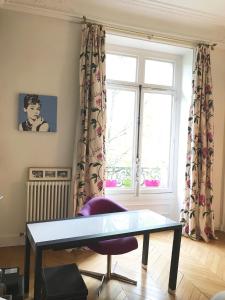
[180,44,216,242]
[74,24,106,213]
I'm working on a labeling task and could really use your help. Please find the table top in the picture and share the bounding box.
[27,210,181,248]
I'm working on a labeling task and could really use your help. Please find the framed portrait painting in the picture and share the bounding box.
[18,93,57,132]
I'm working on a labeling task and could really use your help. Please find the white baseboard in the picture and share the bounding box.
[0,235,25,247]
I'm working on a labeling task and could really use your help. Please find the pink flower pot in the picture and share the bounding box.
[105,179,117,188]
[144,179,160,187]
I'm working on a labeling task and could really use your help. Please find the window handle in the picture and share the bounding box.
[135,157,140,197]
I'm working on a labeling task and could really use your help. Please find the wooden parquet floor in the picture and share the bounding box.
[0,231,225,300]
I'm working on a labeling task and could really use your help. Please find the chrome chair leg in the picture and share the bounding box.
[97,275,107,296]
[79,269,104,280]
[80,254,137,296]
[110,272,137,285]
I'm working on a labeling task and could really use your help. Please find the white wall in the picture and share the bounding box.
[0,9,80,245]
[1,7,225,246]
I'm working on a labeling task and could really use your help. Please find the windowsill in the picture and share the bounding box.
[105,187,173,194]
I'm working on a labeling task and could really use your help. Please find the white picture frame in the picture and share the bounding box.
[29,167,71,181]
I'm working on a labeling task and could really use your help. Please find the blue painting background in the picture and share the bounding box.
[18,93,57,132]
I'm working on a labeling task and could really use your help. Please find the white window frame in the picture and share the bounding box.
[106,83,139,195]
[105,45,181,196]
[139,88,176,194]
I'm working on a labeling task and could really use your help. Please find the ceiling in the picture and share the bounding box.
[1,0,225,45]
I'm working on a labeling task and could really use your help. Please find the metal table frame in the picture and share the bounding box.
[24,210,182,300]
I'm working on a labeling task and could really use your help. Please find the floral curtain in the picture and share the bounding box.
[180,44,216,242]
[74,23,106,213]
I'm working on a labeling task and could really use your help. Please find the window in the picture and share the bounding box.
[144,59,174,86]
[105,48,178,194]
[106,53,137,82]
[106,87,137,189]
[140,92,173,189]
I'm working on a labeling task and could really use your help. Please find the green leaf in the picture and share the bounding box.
[89,162,101,168]
[90,119,97,129]
[91,63,97,72]
[208,99,213,107]
[92,162,102,167]
[80,52,84,58]
[101,55,105,63]
[77,161,85,171]
[90,173,98,183]
[78,181,85,188]
[203,211,209,217]
[190,228,196,235]
[190,211,195,218]
[91,107,100,112]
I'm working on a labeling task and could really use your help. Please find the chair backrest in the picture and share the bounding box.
[78,196,127,217]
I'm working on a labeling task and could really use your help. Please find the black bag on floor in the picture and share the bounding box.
[0,267,19,295]
[42,264,88,300]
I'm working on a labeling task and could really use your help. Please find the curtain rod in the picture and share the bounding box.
[81,16,217,50]
[0,4,217,49]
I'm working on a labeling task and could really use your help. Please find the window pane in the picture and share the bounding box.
[106,89,136,188]
[145,60,173,86]
[106,54,137,82]
[140,93,172,188]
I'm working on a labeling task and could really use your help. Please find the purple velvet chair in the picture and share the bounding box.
[78,196,138,294]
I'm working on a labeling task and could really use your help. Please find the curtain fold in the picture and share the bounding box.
[74,23,106,214]
[180,44,216,242]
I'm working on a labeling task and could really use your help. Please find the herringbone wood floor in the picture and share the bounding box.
[0,231,225,299]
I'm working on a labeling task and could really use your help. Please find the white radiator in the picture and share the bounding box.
[26,181,71,222]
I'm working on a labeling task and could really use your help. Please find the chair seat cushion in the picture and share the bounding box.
[88,236,138,255]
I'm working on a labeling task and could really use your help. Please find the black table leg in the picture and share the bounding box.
[142,233,150,270]
[34,248,43,300]
[168,226,182,294]
[24,234,30,295]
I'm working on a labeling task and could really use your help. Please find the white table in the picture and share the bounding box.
[24,209,182,300]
